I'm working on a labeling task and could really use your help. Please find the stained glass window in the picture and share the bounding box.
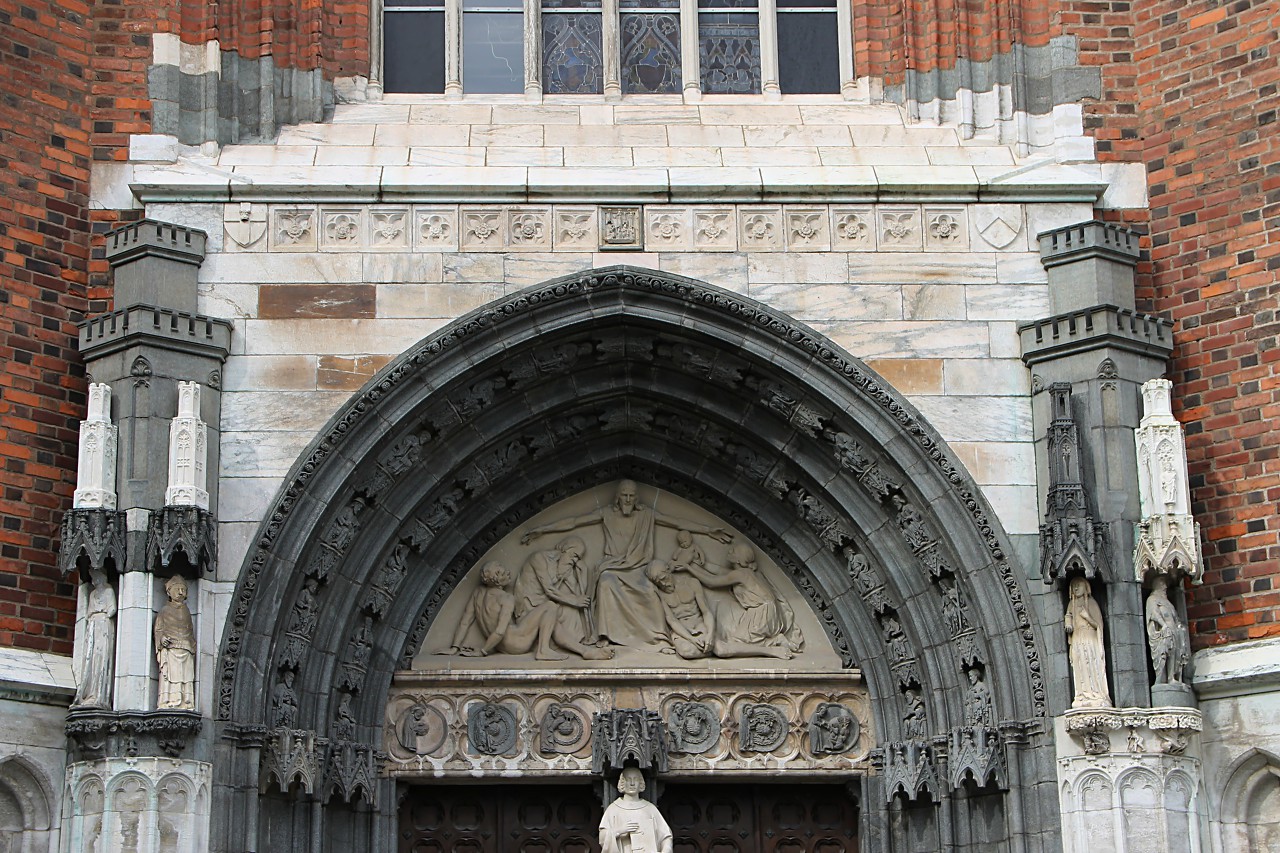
[620,0,682,95]
[463,0,525,93]
[698,0,761,95]
[384,0,446,93]
[777,0,838,93]
[543,0,604,94]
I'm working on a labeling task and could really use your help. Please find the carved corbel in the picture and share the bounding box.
[592,708,668,776]
[325,741,381,806]
[59,508,127,575]
[262,728,327,796]
[145,505,217,574]
[948,726,1006,789]
[879,740,940,803]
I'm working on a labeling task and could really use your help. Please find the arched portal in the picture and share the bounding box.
[214,267,1056,852]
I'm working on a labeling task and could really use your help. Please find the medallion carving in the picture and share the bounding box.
[739,703,788,753]
[467,702,518,755]
[667,701,719,755]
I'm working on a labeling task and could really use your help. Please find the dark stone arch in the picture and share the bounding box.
[215,267,1056,852]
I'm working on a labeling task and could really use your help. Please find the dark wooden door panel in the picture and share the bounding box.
[399,782,858,853]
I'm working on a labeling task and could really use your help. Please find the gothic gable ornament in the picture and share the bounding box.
[1134,379,1203,583]
[1039,383,1106,584]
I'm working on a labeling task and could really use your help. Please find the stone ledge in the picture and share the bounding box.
[1019,304,1174,367]
[1191,635,1280,699]
[79,304,234,361]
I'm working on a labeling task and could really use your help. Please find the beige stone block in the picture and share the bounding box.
[745,125,853,147]
[970,204,1028,251]
[318,354,397,390]
[752,283,899,321]
[460,208,506,251]
[927,146,1016,166]
[1025,203,1095,239]
[783,207,831,252]
[487,147,564,166]
[979,484,1041,534]
[203,252,364,284]
[590,251,659,267]
[563,147,634,167]
[220,430,322,478]
[864,359,944,395]
[747,252,849,284]
[314,145,408,166]
[646,207,693,251]
[221,390,349,432]
[222,355,317,391]
[444,253,505,283]
[408,147,488,167]
[944,358,1031,396]
[333,103,409,123]
[243,319,445,355]
[738,207,784,251]
[666,125,747,147]
[378,124,470,146]
[414,206,460,251]
[922,207,970,251]
[268,206,318,252]
[469,124,547,147]
[965,284,1050,321]
[848,253,998,285]
[577,105,615,125]
[798,105,902,125]
[219,145,316,166]
[214,522,260,582]
[995,253,1049,284]
[876,205,923,251]
[489,105,581,124]
[197,282,258,319]
[901,284,965,320]
[632,147,722,167]
[811,321,990,360]
[950,441,1037,486]
[614,106,702,124]
[831,207,876,251]
[818,146,930,166]
[667,167,763,201]
[691,209,737,252]
[655,253,749,288]
[544,124,669,147]
[721,147,821,167]
[377,282,503,318]
[278,123,376,146]
[850,125,959,146]
[912,395,1033,443]
[553,206,599,250]
[318,207,365,251]
[363,254,445,284]
[988,321,1021,358]
[699,105,802,124]
[507,207,554,249]
[409,104,494,125]
[504,254,594,287]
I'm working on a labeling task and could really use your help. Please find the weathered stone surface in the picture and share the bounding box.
[317,355,396,390]
[258,284,376,319]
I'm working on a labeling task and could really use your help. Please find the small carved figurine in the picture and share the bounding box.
[155,576,197,710]
[1065,577,1112,709]
[1145,576,1190,685]
[74,568,117,709]
[272,670,299,728]
[964,668,994,727]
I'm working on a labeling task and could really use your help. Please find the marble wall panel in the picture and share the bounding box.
[377,282,505,318]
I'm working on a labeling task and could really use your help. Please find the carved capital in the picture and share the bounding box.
[146,505,217,574]
[59,508,127,575]
[65,708,202,761]
[325,741,380,805]
[261,728,327,795]
[881,740,939,803]
[948,726,1005,790]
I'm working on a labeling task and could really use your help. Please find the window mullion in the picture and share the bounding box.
[524,0,543,99]
[679,0,699,100]
[602,0,623,99]
[446,0,463,96]
[758,0,780,99]
[836,0,854,98]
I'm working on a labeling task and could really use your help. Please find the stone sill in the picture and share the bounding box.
[131,161,1106,205]
[1191,635,1280,699]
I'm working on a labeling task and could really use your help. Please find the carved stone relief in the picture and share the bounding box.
[667,702,719,755]
[739,704,788,753]
[808,703,859,754]
[467,702,518,755]
[418,482,836,670]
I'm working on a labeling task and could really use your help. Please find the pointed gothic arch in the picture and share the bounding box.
[214,266,1057,851]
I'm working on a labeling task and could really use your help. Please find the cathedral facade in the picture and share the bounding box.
[0,0,1277,851]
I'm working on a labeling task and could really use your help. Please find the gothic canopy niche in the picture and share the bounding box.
[217,267,1049,758]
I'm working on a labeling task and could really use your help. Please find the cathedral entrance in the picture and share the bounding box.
[397,782,859,853]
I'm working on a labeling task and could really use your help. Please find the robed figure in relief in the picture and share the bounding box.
[155,575,197,710]
[599,767,673,853]
[1064,576,1112,709]
[74,568,116,709]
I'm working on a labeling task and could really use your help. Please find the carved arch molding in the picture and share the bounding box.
[215,267,1053,843]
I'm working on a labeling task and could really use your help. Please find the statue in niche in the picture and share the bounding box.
[599,766,673,853]
[902,688,927,739]
[75,568,116,709]
[515,535,592,645]
[155,575,196,710]
[333,691,356,741]
[521,480,732,647]
[964,668,995,727]
[669,547,802,659]
[1065,576,1112,709]
[1145,576,1190,684]
[881,614,911,664]
[397,704,431,754]
[272,669,299,728]
[288,578,320,637]
[939,577,969,636]
[442,561,613,660]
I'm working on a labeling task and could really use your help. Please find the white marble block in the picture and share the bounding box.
[165,382,210,509]
[1134,379,1202,582]
[73,383,118,510]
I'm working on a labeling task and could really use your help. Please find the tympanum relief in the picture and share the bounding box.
[420,481,831,670]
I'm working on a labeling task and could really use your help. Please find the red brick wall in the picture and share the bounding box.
[0,0,95,653]
[1132,0,1280,648]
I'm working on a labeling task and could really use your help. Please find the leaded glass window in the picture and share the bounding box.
[698,0,761,95]
[620,0,682,95]
[776,0,838,93]
[543,0,604,94]
[384,0,447,93]
[463,0,525,93]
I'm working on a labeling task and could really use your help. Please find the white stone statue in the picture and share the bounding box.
[155,576,196,710]
[1145,576,1189,685]
[521,480,731,647]
[1065,577,1112,709]
[74,568,116,709]
[599,767,673,853]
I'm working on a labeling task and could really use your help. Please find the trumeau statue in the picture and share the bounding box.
[1145,576,1190,685]
[423,482,829,668]
[599,767,673,853]
[1065,577,1112,709]
[74,568,116,709]
[155,575,196,710]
